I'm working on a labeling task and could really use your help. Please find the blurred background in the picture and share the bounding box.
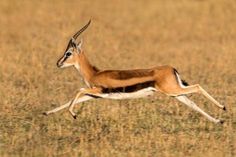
[0,0,235,156]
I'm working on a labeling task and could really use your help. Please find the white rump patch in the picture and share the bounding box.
[175,71,187,88]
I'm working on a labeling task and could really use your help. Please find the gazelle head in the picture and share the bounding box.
[57,20,91,68]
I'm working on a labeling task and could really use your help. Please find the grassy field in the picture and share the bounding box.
[0,0,236,156]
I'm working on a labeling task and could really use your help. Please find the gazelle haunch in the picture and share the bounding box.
[44,20,226,124]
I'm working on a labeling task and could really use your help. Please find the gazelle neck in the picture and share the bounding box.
[74,51,99,87]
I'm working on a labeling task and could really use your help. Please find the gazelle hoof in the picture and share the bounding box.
[219,120,224,124]
[42,112,48,116]
[223,106,226,111]
[73,115,77,119]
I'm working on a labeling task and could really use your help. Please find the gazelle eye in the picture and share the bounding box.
[66,52,72,57]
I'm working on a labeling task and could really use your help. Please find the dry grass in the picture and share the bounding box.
[0,0,236,156]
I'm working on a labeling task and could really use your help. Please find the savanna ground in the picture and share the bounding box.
[0,0,236,156]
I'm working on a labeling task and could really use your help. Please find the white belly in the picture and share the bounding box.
[97,87,157,100]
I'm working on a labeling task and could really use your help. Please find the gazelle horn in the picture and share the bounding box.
[72,19,91,40]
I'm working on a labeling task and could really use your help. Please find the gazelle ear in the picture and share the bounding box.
[71,38,77,48]
[77,39,83,51]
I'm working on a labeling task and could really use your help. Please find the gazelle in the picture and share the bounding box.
[44,20,226,124]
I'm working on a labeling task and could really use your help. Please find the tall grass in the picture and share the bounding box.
[0,0,235,156]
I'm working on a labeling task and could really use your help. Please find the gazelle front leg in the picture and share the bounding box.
[43,95,92,115]
[43,100,72,115]
[69,87,102,119]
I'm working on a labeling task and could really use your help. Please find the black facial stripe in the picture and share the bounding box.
[61,55,68,63]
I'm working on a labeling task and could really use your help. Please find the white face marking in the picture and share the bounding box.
[64,48,73,57]
[57,48,74,68]
[59,63,73,68]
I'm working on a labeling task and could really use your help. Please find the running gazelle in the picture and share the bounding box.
[44,20,226,124]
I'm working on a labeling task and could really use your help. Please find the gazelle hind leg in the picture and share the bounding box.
[174,72,225,110]
[43,95,93,115]
[198,85,225,110]
[173,84,225,110]
[176,95,223,123]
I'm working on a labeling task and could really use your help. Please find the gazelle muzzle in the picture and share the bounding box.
[57,56,67,68]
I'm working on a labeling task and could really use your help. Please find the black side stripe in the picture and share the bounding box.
[102,81,155,94]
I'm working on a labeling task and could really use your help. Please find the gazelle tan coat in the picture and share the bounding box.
[44,20,226,124]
